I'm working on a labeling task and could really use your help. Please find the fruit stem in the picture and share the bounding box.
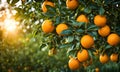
[85,23,88,33]
[69,56,73,59]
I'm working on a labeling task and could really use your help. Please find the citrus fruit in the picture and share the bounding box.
[80,35,94,48]
[56,23,68,35]
[110,53,118,62]
[98,25,110,37]
[42,20,54,33]
[68,56,80,70]
[99,54,109,64]
[77,49,89,62]
[107,33,120,46]
[94,15,107,27]
[41,1,55,13]
[95,67,99,72]
[66,0,79,10]
[76,14,89,23]
[8,69,12,72]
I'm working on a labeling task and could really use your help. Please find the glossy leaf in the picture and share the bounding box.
[99,6,105,15]
[60,29,72,35]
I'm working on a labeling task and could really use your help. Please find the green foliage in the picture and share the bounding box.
[0,0,120,72]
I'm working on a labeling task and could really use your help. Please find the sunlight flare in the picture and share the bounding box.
[4,18,18,32]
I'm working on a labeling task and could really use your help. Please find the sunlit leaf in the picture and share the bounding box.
[65,36,74,43]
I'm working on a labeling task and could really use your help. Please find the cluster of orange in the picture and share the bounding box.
[69,50,119,71]
[94,15,120,46]
[41,0,79,35]
[68,15,120,70]
[41,0,79,13]
[41,19,68,35]
[41,0,120,71]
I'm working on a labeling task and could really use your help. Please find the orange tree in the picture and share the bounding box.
[0,0,120,72]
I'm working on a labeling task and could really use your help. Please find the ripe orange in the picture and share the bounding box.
[77,49,89,62]
[66,0,79,10]
[42,20,54,33]
[110,53,118,62]
[107,33,120,46]
[8,69,12,72]
[95,67,99,72]
[41,1,55,13]
[98,25,110,37]
[76,14,89,23]
[99,54,109,64]
[68,56,80,70]
[56,23,68,35]
[94,15,107,27]
[80,35,94,48]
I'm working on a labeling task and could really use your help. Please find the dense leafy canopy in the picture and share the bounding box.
[0,0,120,72]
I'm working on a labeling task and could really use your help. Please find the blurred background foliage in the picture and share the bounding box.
[0,0,120,72]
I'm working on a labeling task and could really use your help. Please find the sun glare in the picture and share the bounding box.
[4,18,18,32]
[0,0,22,45]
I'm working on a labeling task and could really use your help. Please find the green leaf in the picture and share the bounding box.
[70,20,85,27]
[88,50,93,58]
[65,36,74,43]
[61,29,72,35]
[54,16,61,25]
[89,3,99,10]
[105,45,112,50]
[84,7,91,14]
[75,42,80,49]
[44,5,56,18]
[87,24,98,31]
[88,31,98,39]
[67,49,77,57]
[104,0,112,5]
[46,5,56,13]
[75,35,80,41]
[76,29,84,33]
[59,44,72,49]
[94,0,102,5]
[67,44,77,56]
[99,7,105,15]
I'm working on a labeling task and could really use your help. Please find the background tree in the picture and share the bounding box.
[0,0,120,72]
